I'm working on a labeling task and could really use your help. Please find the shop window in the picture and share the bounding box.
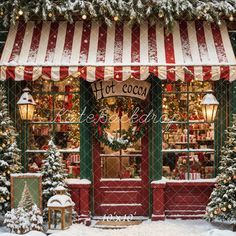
[162,81,215,180]
[26,78,80,178]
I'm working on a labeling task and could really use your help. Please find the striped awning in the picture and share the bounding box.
[0,21,236,82]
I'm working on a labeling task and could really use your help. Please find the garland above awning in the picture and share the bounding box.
[0,0,236,30]
[0,21,236,82]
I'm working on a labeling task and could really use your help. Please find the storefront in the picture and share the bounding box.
[0,20,236,223]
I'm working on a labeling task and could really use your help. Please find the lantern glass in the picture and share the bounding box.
[18,104,35,121]
[49,209,62,230]
[201,104,218,123]
[201,92,219,123]
[65,208,72,229]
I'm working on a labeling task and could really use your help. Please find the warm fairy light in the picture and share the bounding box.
[229,15,234,21]
[158,10,164,18]
[48,12,53,18]
[222,207,227,212]
[82,14,87,20]
[114,16,119,21]
[18,9,23,16]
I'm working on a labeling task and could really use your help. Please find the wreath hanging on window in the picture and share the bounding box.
[93,97,149,151]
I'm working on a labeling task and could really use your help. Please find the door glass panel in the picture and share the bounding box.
[99,97,143,179]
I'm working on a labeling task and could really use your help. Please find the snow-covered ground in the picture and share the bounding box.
[0,220,235,236]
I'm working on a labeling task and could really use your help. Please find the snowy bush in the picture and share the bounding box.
[4,208,30,234]
[4,204,43,234]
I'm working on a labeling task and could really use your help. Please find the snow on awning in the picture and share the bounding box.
[0,21,236,82]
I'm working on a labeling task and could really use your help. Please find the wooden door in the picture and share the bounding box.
[93,134,149,216]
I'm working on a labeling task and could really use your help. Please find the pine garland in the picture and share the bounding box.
[0,1,235,29]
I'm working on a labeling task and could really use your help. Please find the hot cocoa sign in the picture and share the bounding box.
[91,79,151,100]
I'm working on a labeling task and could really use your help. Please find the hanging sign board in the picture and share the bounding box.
[11,173,42,210]
[91,79,151,100]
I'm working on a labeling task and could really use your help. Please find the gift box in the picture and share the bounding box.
[34,126,49,136]
[205,166,214,178]
[68,165,80,177]
[185,172,201,180]
[68,154,80,163]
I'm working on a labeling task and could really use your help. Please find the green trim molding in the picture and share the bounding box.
[214,80,229,176]
[150,77,163,181]
[229,81,236,125]
[80,80,94,180]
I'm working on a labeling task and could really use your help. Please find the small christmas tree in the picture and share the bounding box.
[0,85,21,214]
[18,181,34,212]
[205,115,236,222]
[42,139,68,215]
[29,204,44,231]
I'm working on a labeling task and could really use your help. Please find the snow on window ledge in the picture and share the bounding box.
[151,177,216,184]
[66,178,91,185]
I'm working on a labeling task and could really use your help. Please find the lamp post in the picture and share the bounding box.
[17,88,36,172]
[17,88,36,121]
[201,91,219,123]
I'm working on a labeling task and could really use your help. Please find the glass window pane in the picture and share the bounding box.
[101,155,141,179]
[33,94,53,122]
[28,152,80,178]
[163,93,188,122]
[163,151,214,180]
[54,124,80,150]
[28,124,52,150]
[163,124,189,150]
[190,123,214,150]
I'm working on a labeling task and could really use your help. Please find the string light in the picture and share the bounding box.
[48,12,53,18]
[18,9,23,16]
[229,15,234,21]
[114,16,119,21]
[222,207,227,212]
[158,10,164,18]
[82,14,87,20]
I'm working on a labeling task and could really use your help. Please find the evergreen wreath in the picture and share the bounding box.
[93,97,148,151]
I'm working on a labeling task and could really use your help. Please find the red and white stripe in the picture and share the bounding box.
[0,21,236,82]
